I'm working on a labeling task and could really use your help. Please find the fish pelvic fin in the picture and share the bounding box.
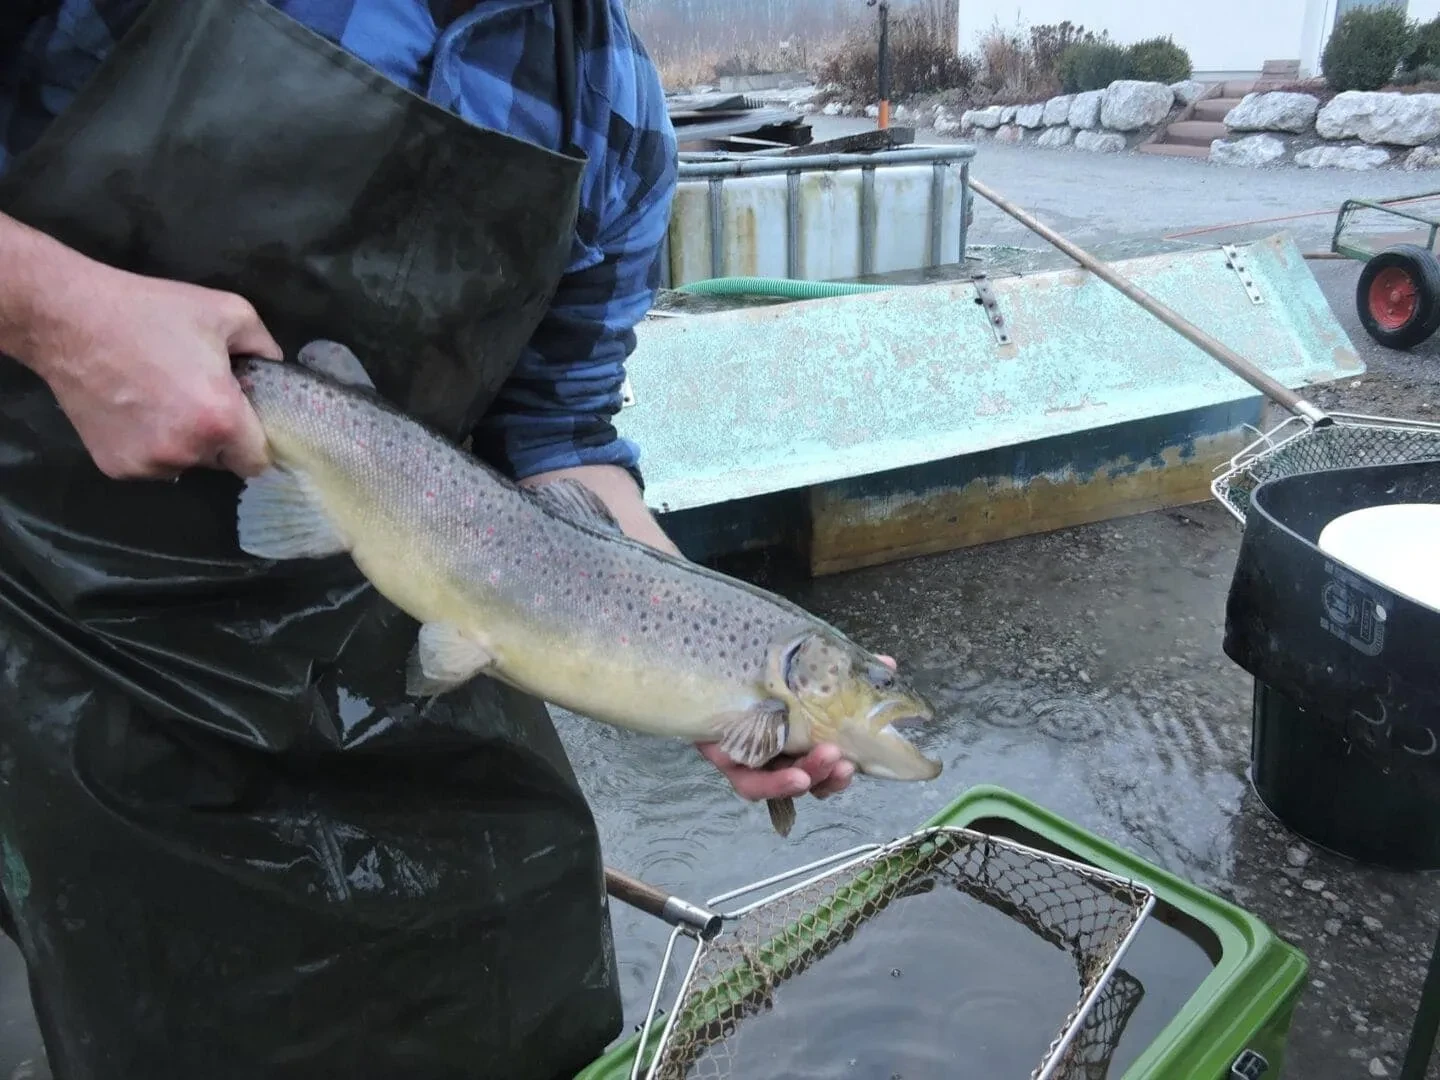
[526,478,624,536]
[236,466,349,560]
[767,796,797,838]
[406,622,494,698]
[296,340,377,390]
[714,699,789,769]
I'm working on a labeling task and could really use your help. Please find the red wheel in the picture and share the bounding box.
[1368,266,1418,331]
[1358,244,1440,350]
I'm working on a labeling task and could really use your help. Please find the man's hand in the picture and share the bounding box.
[694,654,897,805]
[0,211,281,480]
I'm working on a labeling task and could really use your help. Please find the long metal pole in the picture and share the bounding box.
[1401,920,1440,1080]
[966,175,1331,426]
[876,1,891,129]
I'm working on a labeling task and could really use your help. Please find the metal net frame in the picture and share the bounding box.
[627,826,1157,1080]
[1212,412,1440,524]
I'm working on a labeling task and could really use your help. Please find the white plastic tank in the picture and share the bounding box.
[665,154,970,286]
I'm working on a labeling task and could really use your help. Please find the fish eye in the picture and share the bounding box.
[866,662,895,689]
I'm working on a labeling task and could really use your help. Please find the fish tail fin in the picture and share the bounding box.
[767,796,797,838]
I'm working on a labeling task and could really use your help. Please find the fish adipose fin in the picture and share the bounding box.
[406,622,494,698]
[237,467,349,560]
[296,339,377,390]
[526,478,624,536]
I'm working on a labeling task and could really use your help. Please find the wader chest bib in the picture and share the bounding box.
[0,1,624,1076]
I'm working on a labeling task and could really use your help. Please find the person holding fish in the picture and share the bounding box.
[0,2,938,1078]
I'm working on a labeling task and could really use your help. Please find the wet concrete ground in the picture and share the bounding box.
[3,134,1439,1079]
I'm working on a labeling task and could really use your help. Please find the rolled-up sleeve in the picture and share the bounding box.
[472,48,677,488]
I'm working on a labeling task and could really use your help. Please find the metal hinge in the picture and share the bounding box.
[972,272,1012,346]
[1231,1048,1270,1079]
[1222,244,1265,305]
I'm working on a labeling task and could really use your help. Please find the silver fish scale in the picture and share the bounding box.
[241,360,808,681]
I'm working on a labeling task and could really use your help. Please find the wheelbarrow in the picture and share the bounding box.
[1332,191,1440,350]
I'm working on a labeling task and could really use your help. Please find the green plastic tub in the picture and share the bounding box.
[576,784,1308,1080]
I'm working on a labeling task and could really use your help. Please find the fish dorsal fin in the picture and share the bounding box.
[296,340,377,391]
[527,478,624,536]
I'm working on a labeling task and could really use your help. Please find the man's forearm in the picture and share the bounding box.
[0,210,95,372]
[521,463,680,557]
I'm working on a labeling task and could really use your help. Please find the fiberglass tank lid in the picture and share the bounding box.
[1317,503,1440,613]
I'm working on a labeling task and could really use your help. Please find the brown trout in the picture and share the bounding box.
[233,341,942,836]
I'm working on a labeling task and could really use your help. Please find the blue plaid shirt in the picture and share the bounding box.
[0,0,677,484]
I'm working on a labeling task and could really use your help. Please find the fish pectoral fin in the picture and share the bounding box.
[766,797,797,838]
[525,478,624,536]
[295,340,377,390]
[714,700,790,770]
[405,622,494,698]
[236,466,349,560]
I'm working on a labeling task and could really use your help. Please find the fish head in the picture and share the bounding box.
[767,630,942,782]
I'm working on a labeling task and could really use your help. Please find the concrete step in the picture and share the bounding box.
[1164,119,1229,147]
[1138,142,1212,159]
[1194,98,1239,122]
[1221,79,1258,97]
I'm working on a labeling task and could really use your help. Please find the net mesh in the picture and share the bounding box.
[637,829,1152,1080]
[1213,416,1440,521]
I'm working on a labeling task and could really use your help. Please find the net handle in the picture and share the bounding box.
[605,866,723,939]
[968,176,1331,427]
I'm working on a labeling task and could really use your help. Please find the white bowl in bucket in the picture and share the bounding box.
[1316,503,1440,612]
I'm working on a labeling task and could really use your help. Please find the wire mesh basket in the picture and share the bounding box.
[627,826,1157,1080]
[1212,412,1440,524]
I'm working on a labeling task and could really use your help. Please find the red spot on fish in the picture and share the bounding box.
[486,526,496,537]
[426,490,436,499]
[489,570,501,584]
[651,595,661,605]
[620,635,630,646]
[578,570,590,578]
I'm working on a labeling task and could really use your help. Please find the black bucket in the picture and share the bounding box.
[1224,457,1440,871]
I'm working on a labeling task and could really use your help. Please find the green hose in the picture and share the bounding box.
[673,276,895,299]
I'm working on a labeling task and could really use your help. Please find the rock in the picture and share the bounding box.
[1317,91,1440,146]
[1069,90,1104,129]
[1324,918,1342,936]
[1363,915,1383,932]
[994,124,1024,144]
[1015,103,1046,129]
[1210,133,1287,167]
[1170,80,1208,106]
[1225,91,1320,134]
[1043,94,1074,125]
[1036,126,1074,148]
[1302,879,1325,892]
[935,110,964,136]
[965,105,1004,130]
[1370,1058,1390,1077]
[1075,130,1126,153]
[1286,846,1310,867]
[1406,145,1440,169]
[821,102,845,117]
[1000,105,1018,124]
[892,104,913,123]
[1101,80,1175,131]
[864,104,880,118]
[1295,145,1391,170]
